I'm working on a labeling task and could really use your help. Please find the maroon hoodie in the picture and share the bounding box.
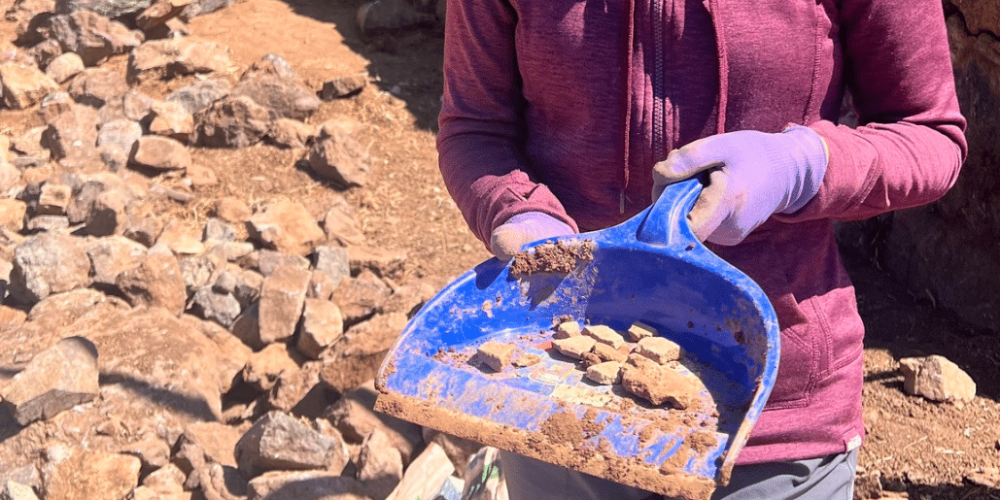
[437,0,967,464]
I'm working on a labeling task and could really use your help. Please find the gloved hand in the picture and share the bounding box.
[489,212,575,260]
[651,125,828,245]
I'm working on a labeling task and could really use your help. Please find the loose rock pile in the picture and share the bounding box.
[0,1,487,499]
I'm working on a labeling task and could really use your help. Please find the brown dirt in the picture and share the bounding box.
[510,239,595,275]
[3,0,1000,497]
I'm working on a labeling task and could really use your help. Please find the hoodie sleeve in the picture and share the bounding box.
[779,0,967,223]
[436,0,577,245]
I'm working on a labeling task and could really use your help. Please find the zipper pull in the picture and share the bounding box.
[620,190,626,214]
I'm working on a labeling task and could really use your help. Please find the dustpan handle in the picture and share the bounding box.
[635,177,704,248]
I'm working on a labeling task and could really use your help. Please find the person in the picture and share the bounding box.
[435,0,968,496]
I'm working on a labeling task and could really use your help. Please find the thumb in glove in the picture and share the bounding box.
[490,212,575,260]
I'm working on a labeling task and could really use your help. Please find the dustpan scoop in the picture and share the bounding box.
[374,178,780,500]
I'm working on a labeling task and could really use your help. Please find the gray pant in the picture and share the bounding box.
[500,448,857,500]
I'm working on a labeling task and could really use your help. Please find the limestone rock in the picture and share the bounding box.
[0,336,98,426]
[267,118,314,149]
[46,11,143,66]
[166,78,231,114]
[621,354,697,409]
[235,411,341,478]
[148,100,194,141]
[0,200,26,232]
[190,286,241,327]
[626,321,657,341]
[297,299,344,359]
[633,336,682,364]
[54,0,155,19]
[582,324,625,349]
[307,119,370,188]
[212,197,251,224]
[265,361,327,416]
[324,380,422,462]
[41,450,141,500]
[84,189,130,236]
[320,73,368,100]
[193,95,271,148]
[357,429,402,500]
[130,135,191,172]
[319,312,406,393]
[477,341,514,372]
[258,265,311,345]
[552,336,595,360]
[313,246,349,291]
[592,342,627,363]
[97,118,143,171]
[0,64,60,110]
[323,205,365,246]
[42,105,102,168]
[67,67,128,108]
[1,481,39,500]
[231,71,320,121]
[242,342,302,392]
[899,355,977,403]
[246,471,367,500]
[391,442,460,499]
[585,361,622,385]
[381,280,436,318]
[36,183,72,215]
[257,249,310,276]
[554,321,581,339]
[330,270,391,325]
[44,52,84,83]
[347,246,407,280]
[136,0,188,32]
[115,249,187,315]
[9,232,92,305]
[248,200,325,256]
[86,235,147,285]
[127,37,233,83]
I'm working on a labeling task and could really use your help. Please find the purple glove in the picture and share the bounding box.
[490,212,575,260]
[651,125,828,245]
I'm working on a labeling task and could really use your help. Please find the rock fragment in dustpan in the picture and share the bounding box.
[512,352,541,368]
[582,324,625,349]
[552,336,595,359]
[586,361,623,385]
[592,342,627,363]
[554,321,581,339]
[477,341,515,372]
[621,354,698,409]
[633,337,682,365]
[626,321,657,341]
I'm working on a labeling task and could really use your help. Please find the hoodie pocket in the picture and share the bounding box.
[710,239,821,408]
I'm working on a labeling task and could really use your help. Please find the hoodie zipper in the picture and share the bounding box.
[620,0,636,214]
[652,0,666,161]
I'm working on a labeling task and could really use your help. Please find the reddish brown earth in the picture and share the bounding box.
[3,0,999,498]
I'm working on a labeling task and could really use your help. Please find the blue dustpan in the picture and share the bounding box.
[374,179,779,499]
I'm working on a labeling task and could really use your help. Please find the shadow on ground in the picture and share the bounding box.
[841,246,1000,403]
[276,0,444,132]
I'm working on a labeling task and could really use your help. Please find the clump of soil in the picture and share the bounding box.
[510,240,595,275]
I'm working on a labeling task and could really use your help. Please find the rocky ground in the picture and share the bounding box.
[0,0,998,499]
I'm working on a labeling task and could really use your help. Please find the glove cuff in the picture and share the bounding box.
[777,125,829,214]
